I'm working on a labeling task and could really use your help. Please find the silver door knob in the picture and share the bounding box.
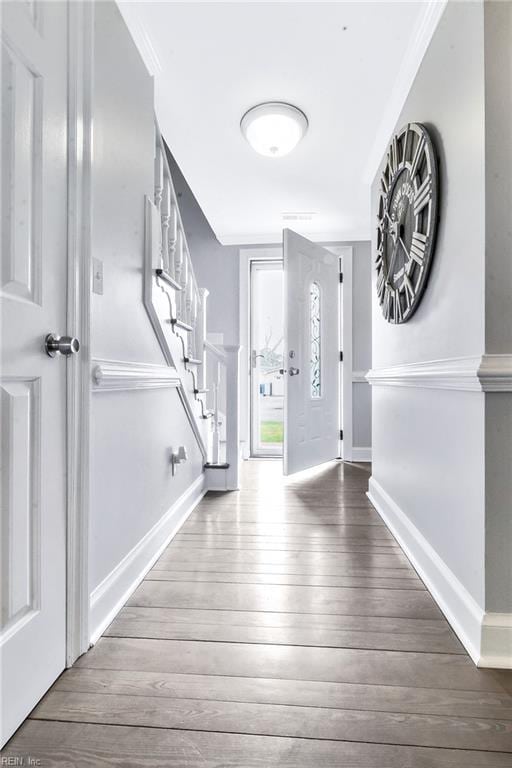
[45,333,80,358]
[289,367,300,376]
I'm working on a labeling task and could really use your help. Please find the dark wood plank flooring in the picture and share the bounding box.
[4,459,512,766]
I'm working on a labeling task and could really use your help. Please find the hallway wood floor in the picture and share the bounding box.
[4,460,512,765]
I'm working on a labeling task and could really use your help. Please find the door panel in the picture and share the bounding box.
[1,1,68,746]
[283,230,339,475]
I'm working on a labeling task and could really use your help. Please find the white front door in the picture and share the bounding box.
[1,1,69,745]
[283,229,340,475]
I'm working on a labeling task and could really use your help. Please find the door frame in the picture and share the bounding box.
[65,0,93,665]
[239,244,353,463]
[240,247,282,460]
[339,246,354,461]
[249,259,284,458]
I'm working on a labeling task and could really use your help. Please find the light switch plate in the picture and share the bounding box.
[92,258,103,295]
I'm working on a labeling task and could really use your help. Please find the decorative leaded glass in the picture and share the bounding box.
[310,282,321,398]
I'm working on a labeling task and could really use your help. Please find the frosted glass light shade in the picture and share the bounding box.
[240,102,308,157]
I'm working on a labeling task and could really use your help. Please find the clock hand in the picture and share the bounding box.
[387,240,399,278]
[399,237,410,259]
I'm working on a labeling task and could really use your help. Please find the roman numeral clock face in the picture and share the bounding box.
[376,123,439,323]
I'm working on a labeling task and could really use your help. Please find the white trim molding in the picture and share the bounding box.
[367,354,512,392]
[352,370,369,384]
[89,474,206,645]
[239,246,282,459]
[478,355,512,392]
[368,478,512,668]
[92,358,180,391]
[480,614,512,669]
[339,248,353,461]
[66,0,94,666]
[117,2,163,76]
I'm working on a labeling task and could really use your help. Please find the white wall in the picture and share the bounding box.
[369,0,512,666]
[89,3,205,639]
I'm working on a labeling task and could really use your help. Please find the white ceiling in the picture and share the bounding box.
[118,1,443,245]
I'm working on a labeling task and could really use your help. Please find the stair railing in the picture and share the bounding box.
[153,122,239,487]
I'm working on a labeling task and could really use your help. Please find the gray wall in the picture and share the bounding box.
[370,0,511,616]
[373,3,486,371]
[89,3,204,605]
[165,150,240,347]
[483,1,512,613]
[484,1,512,355]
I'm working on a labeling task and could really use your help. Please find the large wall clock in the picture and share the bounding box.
[376,122,439,323]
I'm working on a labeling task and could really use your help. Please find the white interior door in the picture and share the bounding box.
[283,229,340,475]
[1,1,69,745]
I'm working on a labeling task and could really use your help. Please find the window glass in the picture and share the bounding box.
[310,282,321,398]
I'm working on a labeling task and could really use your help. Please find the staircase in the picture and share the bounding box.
[143,122,240,490]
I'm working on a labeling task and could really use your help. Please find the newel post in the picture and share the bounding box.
[224,345,241,490]
[197,288,209,390]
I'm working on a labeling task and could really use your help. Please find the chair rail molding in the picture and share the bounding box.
[92,359,180,391]
[91,358,207,459]
[366,354,512,392]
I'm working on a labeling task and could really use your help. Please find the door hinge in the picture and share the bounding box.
[339,429,343,440]
[339,350,343,362]
[339,272,343,283]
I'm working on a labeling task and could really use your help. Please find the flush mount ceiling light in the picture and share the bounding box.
[240,102,308,158]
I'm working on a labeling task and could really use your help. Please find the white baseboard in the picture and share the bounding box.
[89,474,206,644]
[367,477,512,668]
[480,613,512,669]
[351,447,372,462]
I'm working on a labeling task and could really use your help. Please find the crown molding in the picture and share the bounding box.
[367,355,512,392]
[362,0,448,185]
[117,2,162,76]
